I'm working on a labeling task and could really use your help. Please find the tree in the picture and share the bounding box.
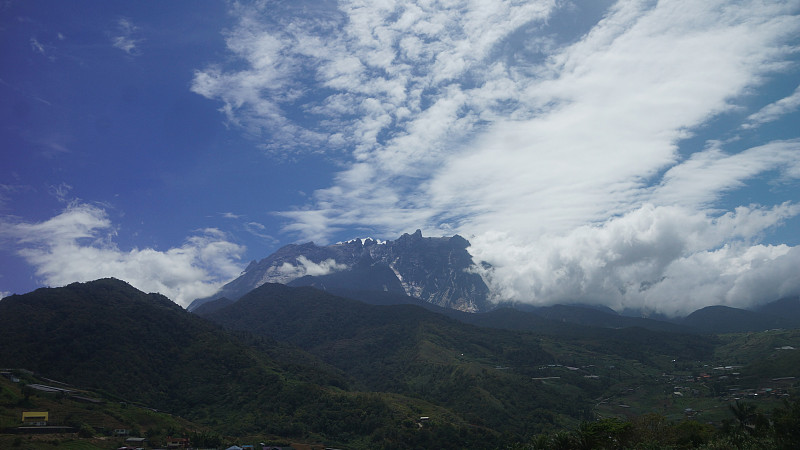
[729,400,758,435]
[575,418,631,449]
[772,397,800,449]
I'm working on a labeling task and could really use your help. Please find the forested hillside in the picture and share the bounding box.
[1,279,799,449]
[198,283,722,436]
[0,280,493,448]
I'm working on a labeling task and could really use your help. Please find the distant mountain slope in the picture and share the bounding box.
[346,295,695,334]
[527,304,693,333]
[198,283,719,435]
[756,296,800,322]
[287,260,407,294]
[680,305,795,334]
[491,299,800,334]
[190,295,234,315]
[189,230,491,312]
[198,283,595,434]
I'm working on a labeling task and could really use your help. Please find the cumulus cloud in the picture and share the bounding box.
[468,203,800,316]
[0,203,245,307]
[196,0,800,314]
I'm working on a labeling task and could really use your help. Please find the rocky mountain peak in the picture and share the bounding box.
[188,231,491,313]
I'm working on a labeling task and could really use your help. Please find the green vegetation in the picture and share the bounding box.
[0,371,196,449]
[1,279,799,448]
[512,396,800,449]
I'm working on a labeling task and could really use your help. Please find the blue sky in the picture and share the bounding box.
[2,0,799,315]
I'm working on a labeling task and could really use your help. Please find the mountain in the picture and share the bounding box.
[0,280,341,419]
[198,283,586,435]
[527,304,693,333]
[681,304,799,334]
[0,279,483,447]
[756,296,800,321]
[188,230,491,312]
[448,305,694,336]
[3,278,798,448]
[197,282,722,437]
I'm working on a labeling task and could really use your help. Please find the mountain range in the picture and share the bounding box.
[189,230,800,335]
[2,278,800,448]
[189,230,491,313]
[1,232,799,448]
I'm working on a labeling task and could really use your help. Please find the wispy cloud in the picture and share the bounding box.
[244,221,277,243]
[48,183,73,203]
[0,183,31,210]
[112,17,143,55]
[196,0,800,314]
[742,84,800,129]
[30,37,45,54]
[0,203,245,307]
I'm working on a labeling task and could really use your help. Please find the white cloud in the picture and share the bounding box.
[197,0,800,314]
[191,0,557,158]
[243,221,277,243]
[276,255,347,279]
[0,183,30,209]
[652,140,800,208]
[742,84,800,129]
[112,18,142,55]
[468,202,800,316]
[30,37,45,54]
[0,203,245,307]
[644,244,800,314]
[48,183,73,203]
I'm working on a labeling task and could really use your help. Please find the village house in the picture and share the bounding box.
[166,436,190,449]
[21,411,48,426]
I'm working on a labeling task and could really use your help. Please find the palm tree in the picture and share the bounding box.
[729,400,758,434]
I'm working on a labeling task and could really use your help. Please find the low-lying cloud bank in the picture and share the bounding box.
[469,203,800,316]
[1,203,244,307]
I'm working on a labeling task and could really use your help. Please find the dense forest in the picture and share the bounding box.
[1,279,799,449]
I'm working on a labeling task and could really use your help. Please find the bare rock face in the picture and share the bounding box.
[188,230,491,313]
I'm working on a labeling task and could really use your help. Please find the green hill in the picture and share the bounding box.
[0,279,506,448]
[198,283,719,438]
[2,279,799,449]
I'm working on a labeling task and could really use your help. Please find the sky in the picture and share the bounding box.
[1,0,799,316]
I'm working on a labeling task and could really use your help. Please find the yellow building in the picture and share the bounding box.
[22,411,48,425]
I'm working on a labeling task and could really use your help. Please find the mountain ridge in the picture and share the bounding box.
[0,278,500,447]
[3,278,800,448]
[188,230,800,335]
[189,230,491,312]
